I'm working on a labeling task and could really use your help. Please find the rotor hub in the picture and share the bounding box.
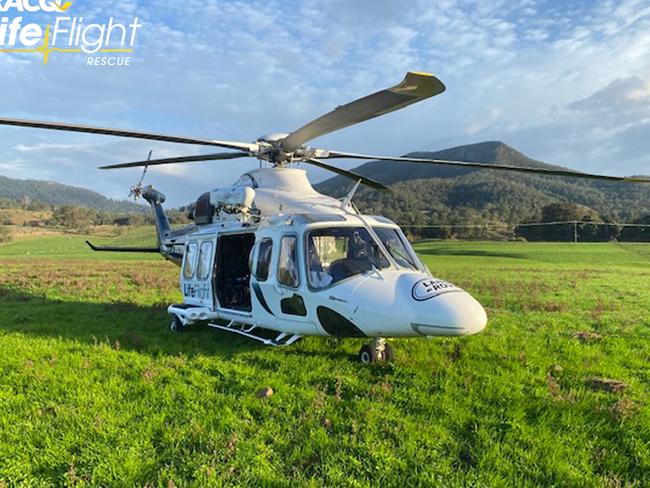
[254,134,310,166]
[253,134,328,166]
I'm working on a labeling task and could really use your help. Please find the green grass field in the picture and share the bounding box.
[1,230,649,486]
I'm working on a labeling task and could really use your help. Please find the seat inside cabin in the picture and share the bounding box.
[214,233,255,312]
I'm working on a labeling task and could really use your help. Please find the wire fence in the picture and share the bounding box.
[400,220,650,229]
[399,220,650,243]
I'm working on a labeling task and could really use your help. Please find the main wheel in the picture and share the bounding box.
[359,344,378,363]
[170,315,184,332]
[382,343,395,362]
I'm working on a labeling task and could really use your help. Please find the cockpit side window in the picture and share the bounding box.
[307,227,390,290]
[183,242,198,279]
[255,238,273,282]
[278,236,300,288]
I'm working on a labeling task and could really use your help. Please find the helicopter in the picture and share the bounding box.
[2,71,649,363]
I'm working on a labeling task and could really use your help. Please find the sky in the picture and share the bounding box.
[0,0,649,206]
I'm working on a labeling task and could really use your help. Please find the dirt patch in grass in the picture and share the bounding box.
[587,377,628,393]
[547,365,564,399]
[611,397,638,420]
[573,331,603,342]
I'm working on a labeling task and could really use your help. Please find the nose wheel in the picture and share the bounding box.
[170,315,185,332]
[359,338,394,363]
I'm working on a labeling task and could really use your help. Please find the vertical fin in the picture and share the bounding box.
[141,185,172,248]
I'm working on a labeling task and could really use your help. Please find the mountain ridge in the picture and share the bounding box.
[3,141,649,223]
[0,174,144,213]
[317,141,609,191]
[315,141,650,224]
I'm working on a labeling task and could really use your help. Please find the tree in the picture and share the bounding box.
[93,211,113,226]
[51,205,93,230]
[113,214,146,226]
[515,202,610,241]
[620,214,650,242]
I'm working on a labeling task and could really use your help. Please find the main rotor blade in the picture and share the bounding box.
[324,151,650,184]
[0,117,257,152]
[99,152,249,169]
[305,158,389,191]
[282,72,445,151]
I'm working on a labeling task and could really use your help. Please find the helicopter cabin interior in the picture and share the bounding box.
[214,233,256,311]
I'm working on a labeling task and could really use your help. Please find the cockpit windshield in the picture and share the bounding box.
[372,227,420,270]
[307,227,390,289]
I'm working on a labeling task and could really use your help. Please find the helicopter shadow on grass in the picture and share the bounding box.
[0,287,361,362]
[0,287,392,363]
[0,287,267,358]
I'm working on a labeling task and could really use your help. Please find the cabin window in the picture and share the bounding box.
[197,241,213,280]
[307,227,390,290]
[183,242,198,279]
[372,227,418,270]
[255,238,273,282]
[278,235,299,288]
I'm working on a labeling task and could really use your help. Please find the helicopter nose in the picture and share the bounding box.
[410,289,488,336]
[343,273,487,338]
[406,275,487,336]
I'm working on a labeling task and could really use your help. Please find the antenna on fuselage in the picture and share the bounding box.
[340,179,362,210]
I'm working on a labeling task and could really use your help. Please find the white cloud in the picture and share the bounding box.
[569,76,650,115]
[466,107,502,135]
[0,159,26,172]
[14,142,101,152]
[0,0,649,205]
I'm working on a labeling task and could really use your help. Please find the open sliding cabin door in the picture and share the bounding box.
[213,232,256,313]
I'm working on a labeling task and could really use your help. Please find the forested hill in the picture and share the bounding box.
[0,175,144,213]
[4,141,650,224]
[315,141,650,225]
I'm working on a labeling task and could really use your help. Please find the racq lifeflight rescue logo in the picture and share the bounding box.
[0,0,141,66]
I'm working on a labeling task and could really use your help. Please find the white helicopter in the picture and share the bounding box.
[2,72,649,362]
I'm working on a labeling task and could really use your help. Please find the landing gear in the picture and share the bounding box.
[170,315,185,332]
[358,338,394,363]
[383,342,395,362]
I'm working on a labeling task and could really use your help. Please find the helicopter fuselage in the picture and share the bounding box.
[150,168,488,341]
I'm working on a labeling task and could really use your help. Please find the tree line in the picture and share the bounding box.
[514,203,650,242]
[1,197,650,243]
[397,203,650,242]
[0,197,190,236]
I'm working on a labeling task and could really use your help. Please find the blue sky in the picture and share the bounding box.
[1,0,649,206]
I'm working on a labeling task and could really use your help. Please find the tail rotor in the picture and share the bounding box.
[129,150,152,200]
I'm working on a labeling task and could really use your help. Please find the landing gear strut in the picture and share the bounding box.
[359,338,394,363]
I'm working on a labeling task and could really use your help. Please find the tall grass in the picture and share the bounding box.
[1,236,649,486]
